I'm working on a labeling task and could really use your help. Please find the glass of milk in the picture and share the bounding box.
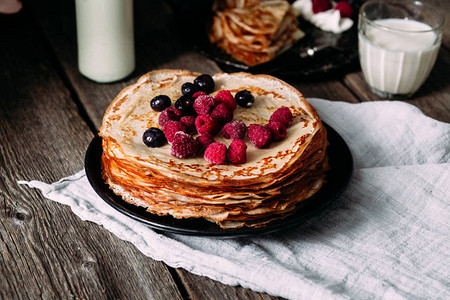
[358,0,445,98]
[75,0,135,83]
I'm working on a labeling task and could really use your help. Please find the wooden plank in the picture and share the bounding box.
[23,0,368,298]
[422,0,450,49]
[23,0,282,299]
[287,74,361,104]
[0,9,183,300]
[26,0,222,129]
[176,269,281,300]
[23,0,449,299]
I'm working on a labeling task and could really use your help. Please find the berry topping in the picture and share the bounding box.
[196,133,215,151]
[221,120,247,139]
[171,131,200,159]
[235,90,254,108]
[158,107,182,129]
[150,95,171,112]
[142,127,166,148]
[214,90,237,111]
[193,95,216,115]
[312,0,332,14]
[181,82,199,97]
[269,107,293,127]
[175,95,195,116]
[194,74,215,94]
[227,139,247,164]
[204,142,227,165]
[247,124,272,148]
[180,115,197,135]
[195,114,221,135]
[265,121,287,141]
[162,120,187,144]
[211,103,233,125]
[193,91,207,98]
[335,1,353,18]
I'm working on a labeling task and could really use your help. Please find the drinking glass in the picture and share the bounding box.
[358,0,445,98]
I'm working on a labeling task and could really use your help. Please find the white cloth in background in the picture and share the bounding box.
[292,0,354,34]
[19,99,450,300]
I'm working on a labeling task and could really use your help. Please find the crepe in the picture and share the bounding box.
[99,69,328,229]
[209,0,304,66]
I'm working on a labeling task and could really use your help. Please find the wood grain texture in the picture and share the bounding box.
[0,8,183,300]
[3,0,449,299]
[23,0,281,299]
[288,74,361,104]
[177,269,281,300]
[27,0,222,129]
[423,0,450,49]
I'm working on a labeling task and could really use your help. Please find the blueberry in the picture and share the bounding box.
[175,95,195,116]
[235,90,254,108]
[194,74,215,94]
[142,127,166,148]
[150,95,171,112]
[181,82,198,97]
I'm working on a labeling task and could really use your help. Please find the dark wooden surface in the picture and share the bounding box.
[1,0,448,299]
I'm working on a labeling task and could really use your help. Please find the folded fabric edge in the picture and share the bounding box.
[307,98,449,125]
[16,172,344,300]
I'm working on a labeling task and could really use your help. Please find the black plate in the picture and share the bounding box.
[85,123,353,238]
[194,1,361,78]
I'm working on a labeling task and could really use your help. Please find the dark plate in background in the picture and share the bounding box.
[85,123,353,238]
[193,1,362,78]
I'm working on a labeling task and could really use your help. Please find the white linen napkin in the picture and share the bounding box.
[19,99,450,300]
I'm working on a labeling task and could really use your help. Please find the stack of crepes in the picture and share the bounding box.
[209,0,305,66]
[99,70,328,229]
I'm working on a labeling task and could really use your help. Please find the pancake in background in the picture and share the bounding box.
[212,0,261,10]
[99,69,328,229]
[209,0,304,66]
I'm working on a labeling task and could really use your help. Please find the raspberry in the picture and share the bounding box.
[180,115,197,135]
[335,1,353,18]
[214,90,237,111]
[193,91,207,98]
[269,107,293,127]
[158,107,182,129]
[265,121,287,141]
[195,114,221,135]
[204,142,227,165]
[227,139,247,164]
[193,95,216,115]
[162,120,187,144]
[211,103,233,125]
[171,131,200,159]
[221,120,247,139]
[312,0,332,14]
[247,124,272,148]
[196,133,215,151]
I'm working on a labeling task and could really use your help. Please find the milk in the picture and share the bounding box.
[358,18,439,96]
[75,0,135,83]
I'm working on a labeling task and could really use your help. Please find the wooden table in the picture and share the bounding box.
[1,0,449,299]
